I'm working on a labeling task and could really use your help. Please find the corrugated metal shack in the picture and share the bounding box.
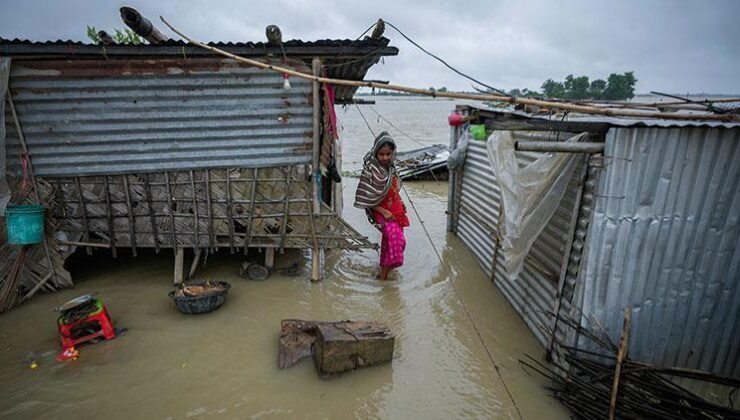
[0,35,398,306]
[448,105,740,377]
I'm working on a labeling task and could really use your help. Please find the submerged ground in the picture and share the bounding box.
[0,98,570,419]
[0,179,568,419]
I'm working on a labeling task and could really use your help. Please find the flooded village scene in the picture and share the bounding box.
[1,1,739,419]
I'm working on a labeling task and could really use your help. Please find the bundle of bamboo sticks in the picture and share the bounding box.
[523,313,740,419]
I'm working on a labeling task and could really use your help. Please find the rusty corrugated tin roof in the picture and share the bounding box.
[0,37,397,103]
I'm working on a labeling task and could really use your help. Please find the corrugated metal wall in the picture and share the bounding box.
[575,126,740,376]
[454,133,586,347]
[4,58,313,177]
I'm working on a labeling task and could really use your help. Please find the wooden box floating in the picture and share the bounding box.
[313,321,395,377]
[278,319,394,377]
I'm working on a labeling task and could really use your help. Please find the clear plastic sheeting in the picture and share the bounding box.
[486,130,587,280]
[0,57,10,215]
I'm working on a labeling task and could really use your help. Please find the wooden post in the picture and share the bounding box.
[188,248,202,280]
[174,247,184,285]
[6,91,59,286]
[121,174,137,256]
[164,171,177,249]
[143,173,160,253]
[204,170,214,252]
[225,168,235,253]
[74,176,93,255]
[244,167,259,251]
[311,57,323,282]
[446,123,460,232]
[188,170,199,249]
[334,137,343,216]
[279,166,292,253]
[609,306,632,420]
[103,175,117,258]
[265,248,275,269]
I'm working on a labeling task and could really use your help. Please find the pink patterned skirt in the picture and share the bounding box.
[376,216,406,268]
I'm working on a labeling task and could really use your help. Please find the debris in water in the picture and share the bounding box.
[278,319,395,377]
[174,281,225,298]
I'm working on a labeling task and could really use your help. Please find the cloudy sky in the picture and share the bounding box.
[1,0,738,94]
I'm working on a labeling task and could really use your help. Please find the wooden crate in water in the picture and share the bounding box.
[313,321,394,376]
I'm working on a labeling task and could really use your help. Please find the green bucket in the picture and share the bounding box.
[470,124,488,140]
[5,205,46,245]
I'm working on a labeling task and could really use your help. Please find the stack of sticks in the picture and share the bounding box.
[522,312,740,419]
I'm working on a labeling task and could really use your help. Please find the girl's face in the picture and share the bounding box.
[376,144,394,167]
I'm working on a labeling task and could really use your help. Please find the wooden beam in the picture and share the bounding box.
[143,173,160,253]
[74,176,93,255]
[265,248,275,269]
[188,249,202,280]
[609,306,633,420]
[103,175,117,257]
[174,247,184,285]
[122,174,137,256]
[159,17,739,122]
[225,168,235,253]
[164,171,177,248]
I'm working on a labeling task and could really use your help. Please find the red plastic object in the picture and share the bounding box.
[57,301,116,350]
[448,112,464,126]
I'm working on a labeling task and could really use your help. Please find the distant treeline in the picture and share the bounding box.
[508,72,638,101]
[356,72,638,101]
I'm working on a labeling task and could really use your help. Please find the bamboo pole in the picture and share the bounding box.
[205,170,214,252]
[58,240,111,248]
[159,16,739,123]
[188,170,199,249]
[225,168,235,253]
[164,171,177,248]
[244,167,259,251]
[103,175,117,257]
[143,173,160,253]
[6,91,59,287]
[609,306,632,420]
[122,175,137,256]
[279,166,292,252]
[73,177,93,255]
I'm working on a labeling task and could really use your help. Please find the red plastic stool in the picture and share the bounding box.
[57,298,116,349]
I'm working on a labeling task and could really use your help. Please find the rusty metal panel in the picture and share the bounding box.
[4,58,314,177]
[455,136,584,347]
[576,126,740,377]
[0,38,399,103]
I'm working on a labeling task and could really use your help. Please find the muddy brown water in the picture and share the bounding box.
[0,98,569,419]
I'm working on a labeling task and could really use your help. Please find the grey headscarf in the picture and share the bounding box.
[354,131,397,209]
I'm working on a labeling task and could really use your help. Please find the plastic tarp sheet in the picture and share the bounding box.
[447,125,470,170]
[486,130,587,280]
[0,57,10,215]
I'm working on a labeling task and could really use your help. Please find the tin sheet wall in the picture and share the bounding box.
[454,134,585,347]
[4,58,313,177]
[575,126,740,376]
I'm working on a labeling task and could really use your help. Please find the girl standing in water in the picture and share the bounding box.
[354,132,410,280]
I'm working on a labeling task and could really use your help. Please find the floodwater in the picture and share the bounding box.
[0,98,570,419]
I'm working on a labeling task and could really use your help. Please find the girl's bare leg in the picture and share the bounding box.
[377,266,390,280]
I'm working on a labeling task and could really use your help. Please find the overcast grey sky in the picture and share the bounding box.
[1,0,738,94]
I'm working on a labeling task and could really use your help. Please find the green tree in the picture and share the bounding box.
[602,72,637,100]
[507,88,523,97]
[541,79,565,99]
[589,79,607,99]
[564,74,590,100]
